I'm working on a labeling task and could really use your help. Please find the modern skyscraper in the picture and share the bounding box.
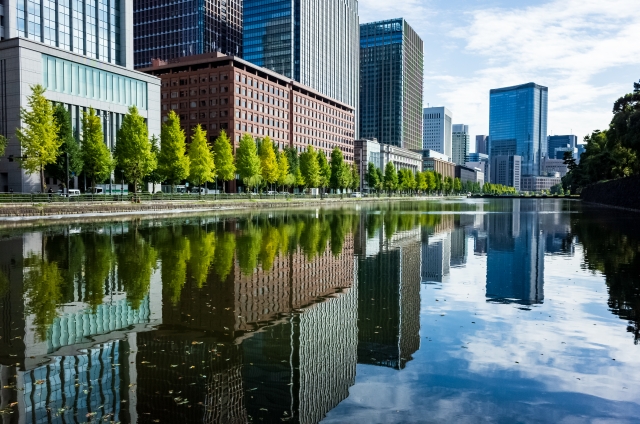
[489,83,548,177]
[548,134,577,159]
[476,135,488,154]
[452,124,470,165]
[133,0,243,69]
[243,0,359,114]
[0,1,161,193]
[491,155,522,191]
[2,0,133,67]
[359,18,424,151]
[423,107,452,158]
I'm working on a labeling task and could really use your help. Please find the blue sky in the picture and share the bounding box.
[359,0,640,147]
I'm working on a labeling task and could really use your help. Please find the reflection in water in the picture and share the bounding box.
[2,200,640,422]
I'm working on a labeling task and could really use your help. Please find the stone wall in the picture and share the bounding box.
[581,175,640,211]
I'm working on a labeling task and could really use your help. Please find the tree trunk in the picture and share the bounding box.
[40,165,45,193]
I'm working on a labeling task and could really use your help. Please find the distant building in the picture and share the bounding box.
[452,124,471,165]
[133,0,243,69]
[360,19,424,150]
[456,165,483,187]
[423,107,452,158]
[354,138,422,192]
[466,152,490,183]
[548,135,578,159]
[576,144,586,163]
[491,155,522,191]
[243,0,359,115]
[521,176,562,192]
[489,83,548,177]
[541,158,568,177]
[420,150,455,179]
[476,135,488,155]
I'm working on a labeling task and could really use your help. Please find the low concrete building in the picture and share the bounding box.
[542,158,568,177]
[456,164,484,187]
[0,38,161,193]
[521,176,562,192]
[355,138,422,192]
[420,150,455,179]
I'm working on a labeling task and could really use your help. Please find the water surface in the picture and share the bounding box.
[0,199,639,423]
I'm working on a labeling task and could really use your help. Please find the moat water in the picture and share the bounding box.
[1,199,639,423]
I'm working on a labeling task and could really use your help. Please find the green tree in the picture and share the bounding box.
[158,110,190,192]
[115,106,156,193]
[384,162,398,193]
[317,152,331,196]
[259,136,279,189]
[426,171,436,193]
[236,133,262,192]
[375,167,384,192]
[187,124,216,193]
[212,130,236,193]
[366,162,380,194]
[330,147,345,191]
[300,145,320,190]
[145,135,162,191]
[276,152,294,191]
[351,163,360,191]
[15,84,61,192]
[340,163,352,192]
[81,108,114,192]
[45,104,83,189]
[417,171,427,193]
[453,177,462,194]
[0,135,6,160]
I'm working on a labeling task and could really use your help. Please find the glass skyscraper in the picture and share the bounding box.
[360,19,424,151]
[4,0,130,67]
[489,83,548,176]
[133,0,243,69]
[243,0,359,113]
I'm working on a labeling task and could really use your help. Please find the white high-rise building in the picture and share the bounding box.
[423,106,452,159]
[452,124,470,165]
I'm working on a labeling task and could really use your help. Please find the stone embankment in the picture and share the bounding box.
[0,196,434,221]
[581,175,640,211]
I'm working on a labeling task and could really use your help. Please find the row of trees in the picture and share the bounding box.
[563,80,640,192]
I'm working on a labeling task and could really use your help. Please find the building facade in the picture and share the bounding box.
[133,0,243,69]
[423,106,452,158]
[547,134,577,160]
[421,150,455,179]
[140,53,356,162]
[242,0,359,118]
[489,83,548,177]
[541,158,568,177]
[491,155,522,190]
[466,152,490,182]
[1,0,133,67]
[476,135,488,155]
[0,0,160,193]
[452,124,470,165]
[354,137,422,192]
[521,176,562,192]
[359,18,423,151]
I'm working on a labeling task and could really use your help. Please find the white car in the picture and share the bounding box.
[351,192,362,198]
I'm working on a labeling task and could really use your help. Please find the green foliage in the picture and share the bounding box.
[367,162,380,192]
[341,163,352,190]
[24,255,64,341]
[330,147,345,190]
[115,106,156,193]
[237,223,262,274]
[383,162,398,192]
[550,183,564,195]
[187,124,216,188]
[16,84,62,192]
[213,130,236,192]
[0,134,6,160]
[189,230,215,288]
[81,108,114,192]
[276,150,290,188]
[453,177,462,193]
[259,136,279,185]
[236,133,262,191]
[116,231,158,308]
[317,152,332,190]
[300,145,320,188]
[417,171,427,192]
[350,163,360,191]
[159,110,190,189]
[145,135,162,186]
[213,232,236,281]
[45,104,83,187]
[425,171,436,192]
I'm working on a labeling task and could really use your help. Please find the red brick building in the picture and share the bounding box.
[141,53,356,162]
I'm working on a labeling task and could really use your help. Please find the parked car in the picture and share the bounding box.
[351,192,362,198]
[58,189,81,197]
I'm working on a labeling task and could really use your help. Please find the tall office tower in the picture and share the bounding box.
[423,107,452,158]
[2,0,132,66]
[0,1,160,193]
[243,0,359,116]
[491,155,522,191]
[133,0,243,69]
[359,19,424,150]
[452,124,470,165]
[548,134,577,159]
[476,135,488,154]
[489,83,548,177]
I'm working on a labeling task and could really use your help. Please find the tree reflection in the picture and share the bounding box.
[212,231,236,281]
[116,229,158,308]
[82,232,114,309]
[23,254,64,341]
[157,225,191,304]
[188,228,215,288]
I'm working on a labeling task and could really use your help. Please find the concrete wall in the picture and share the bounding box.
[581,175,640,211]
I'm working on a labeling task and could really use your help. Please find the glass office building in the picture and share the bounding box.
[360,19,423,151]
[489,83,548,177]
[548,134,577,159]
[243,0,359,116]
[5,0,129,67]
[133,0,243,69]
